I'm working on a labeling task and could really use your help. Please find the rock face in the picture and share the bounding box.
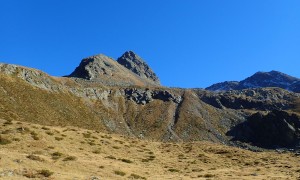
[117,51,160,85]
[206,71,300,93]
[68,54,117,80]
[67,53,160,87]
[227,110,300,149]
[198,88,299,111]
[124,88,182,105]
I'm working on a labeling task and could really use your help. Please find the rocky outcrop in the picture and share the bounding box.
[68,54,120,80]
[124,88,182,105]
[117,51,160,85]
[227,110,300,149]
[0,63,63,91]
[206,70,300,93]
[198,88,299,111]
[67,53,160,87]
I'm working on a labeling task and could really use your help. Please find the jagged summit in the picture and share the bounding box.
[117,51,160,85]
[206,70,300,92]
[67,52,160,87]
[68,54,115,80]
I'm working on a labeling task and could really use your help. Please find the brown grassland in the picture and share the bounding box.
[0,119,299,180]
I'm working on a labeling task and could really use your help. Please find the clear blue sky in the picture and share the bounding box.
[1,1,299,88]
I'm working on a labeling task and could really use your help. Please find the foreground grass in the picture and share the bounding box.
[0,119,299,179]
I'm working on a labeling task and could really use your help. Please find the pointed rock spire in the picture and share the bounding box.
[117,51,160,85]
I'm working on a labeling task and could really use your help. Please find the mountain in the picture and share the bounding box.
[68,51,160,86]
[117,51,160,85]
[0,53,300,151]
[1,52,300,179]
[206,70,300,93]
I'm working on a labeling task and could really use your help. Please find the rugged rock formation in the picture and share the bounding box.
[197,88,299,111]
[68,53,160,87]
[124,88,182,105]
[206,70,300,93]
[117,51,160,85]
[227,110,300,149]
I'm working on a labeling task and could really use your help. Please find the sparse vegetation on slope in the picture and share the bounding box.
[0,119,299,179]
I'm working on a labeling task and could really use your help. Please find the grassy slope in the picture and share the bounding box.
[0,119,299,179]
[0,74,106,131]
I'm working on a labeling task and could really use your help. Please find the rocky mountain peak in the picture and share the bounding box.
[68,54,118,80]
[117,51,160,85]
[206,70,300,92]
[240,70,299,89]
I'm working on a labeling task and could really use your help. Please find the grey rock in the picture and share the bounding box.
[124,88,182,105]
[117,51,160,85]
[68,54,118,80]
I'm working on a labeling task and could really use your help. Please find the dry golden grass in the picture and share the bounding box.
[0,119,299,179]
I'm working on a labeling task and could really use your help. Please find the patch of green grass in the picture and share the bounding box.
[92,150,101,154]
[47,146,55,149]
[120,158,133,163]
[199,174,215,178]
[38,169,54,177]
[3,120,13,125]
[55,137,63,141]
[46,131,54,136]
[27,154,44,162]
[30,131,39,140]
[41,126,50,130]
[168,168,180,173]
[0,136,12,145]
[51,152,63,160]
[63,156,77,161]
[1,130,12,134]
[114,170,126,176]
[129,173,147,179]
[105,155,116,160]
[83,133,92,138]
[12,137,20,141]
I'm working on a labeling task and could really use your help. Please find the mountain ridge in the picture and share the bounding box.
[0,53,300,151]
[206,70,300,92]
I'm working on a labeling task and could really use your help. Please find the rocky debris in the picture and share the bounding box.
[124,88,182,105]
[206,70,300,93]
[198,88,298,111]
[227,110,300,149]
[117,51,160,85]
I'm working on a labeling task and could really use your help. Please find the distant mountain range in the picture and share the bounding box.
[206,70,300,93]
